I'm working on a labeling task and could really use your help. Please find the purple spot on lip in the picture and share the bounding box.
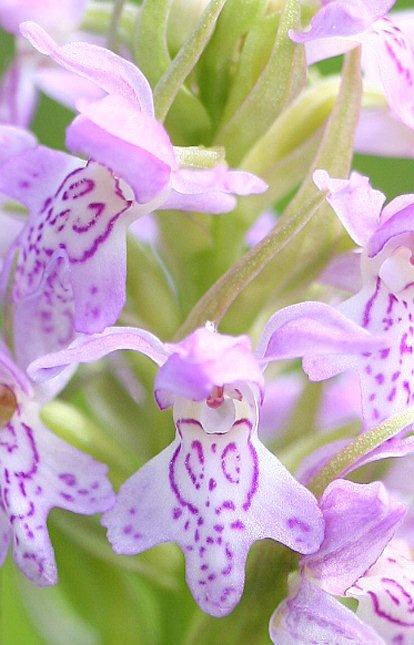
[173,507,182,519]
[209,478,217,491]
[287,517,310,532]
[59,473,76,487]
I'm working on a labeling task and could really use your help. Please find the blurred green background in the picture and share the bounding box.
[1,1,414,644]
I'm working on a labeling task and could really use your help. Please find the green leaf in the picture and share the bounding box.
[134,0,172,86]
[134,0,211,144]
[221,11,279,126]
[154,0,228,122]
[214,0,306,164]
[196,0,268,126]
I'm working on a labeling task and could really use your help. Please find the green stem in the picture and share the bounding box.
[106,0,127,51]
[309,407,414,498]
[154,0,227,122]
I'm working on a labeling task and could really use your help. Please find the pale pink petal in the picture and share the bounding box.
[0,150,138,366]
[317,372,362,430]
[368,203,414,258]
[269,575,382,645]
[313,169,385,246]
[245,211,276,247]
[257,301,386,364]
[1,399,114,585]
[0,503,11,567]
[66,95,173,203]
[0,57,38,127]
[355,108,414,158]
[349,545,414,642]
[35,66,104,112]
[28,326,170,383]
[0,123,37,165]
[318,250,362,293]
[20,22,154,114]
[129,214,159,246]
[364,18,414,131]
[103,406,323,617]
[160,165,268,214]
[302,480,405,595]
[0,211,24,267]
[258,373,303,442]
[155,326,264,407]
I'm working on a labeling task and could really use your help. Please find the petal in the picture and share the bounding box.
[317,372,362,430]
[35,67,104,112]
[0,503,11,566]
[257,301,386,364]
[28,326,169,383]
[302,480,405,595]
[0,211,24,267]
[1,151,141,363]
[245,211,276,247]
[313,169,385,246]
[291,2,373,41]
[104,409,323,617]
[365,18,414,131]
[0,123,37,165]
[355,108,414,158]
[337,277,414,427]
[290,1,395,65]
[0,0,87,34]
[0,57,38,127]
[0,342,31,394]
[160,165,268,214]
[318,250,363,294]
[66,95,173,204]
[129,214,159,246]
[0,143,80,212]
[270,575,383,644]
[258,372,303,442]
[1,399,114,585]
[20,22,154,115]
[368,203,414,257]
[349,546,414,642]
[155,326,264,407]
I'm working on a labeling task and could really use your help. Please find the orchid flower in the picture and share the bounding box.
[270,478,411,644]
[27,322,325,616]
[0,338,114,586]
[256,169,414,435]
[291,1,414,157]
[0,105,265,369]
[0,124,140,369]
[19,22,267,211]
[0,0,104,126]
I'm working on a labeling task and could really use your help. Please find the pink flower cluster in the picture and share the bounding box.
[1,0,414,642]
